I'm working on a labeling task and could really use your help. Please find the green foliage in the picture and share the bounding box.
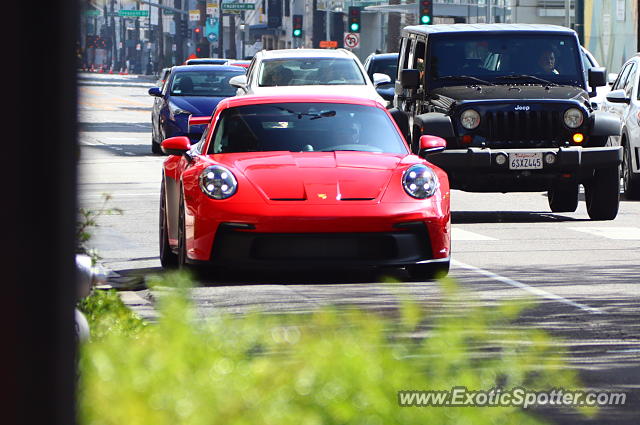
[77,193,123,264]
[78,289,147,340]
[79,272,591,425]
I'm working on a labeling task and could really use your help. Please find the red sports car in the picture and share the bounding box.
[159,94,451,279]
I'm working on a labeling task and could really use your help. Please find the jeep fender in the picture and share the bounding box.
[590,111,622,138]
[414,113,455,139]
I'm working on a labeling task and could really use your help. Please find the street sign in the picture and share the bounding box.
[118,10,149,18]
[344,32,360,49]
[85,10,101,17]
[207,1,219,15]
[221,3,255,10]
[189,10,200,21]
[319,40,338,48]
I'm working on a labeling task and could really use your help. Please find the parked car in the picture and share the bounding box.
[228,48,388,106]
[602,53,640,199]
[158,94,451,279]
[363,52,399,102]
[148,65,245,154]
[393,23,622,220]
[185,58,229,65]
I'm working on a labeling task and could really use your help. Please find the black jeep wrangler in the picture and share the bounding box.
[393,24,622,220]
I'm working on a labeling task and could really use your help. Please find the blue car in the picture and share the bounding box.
[148,65,245,154]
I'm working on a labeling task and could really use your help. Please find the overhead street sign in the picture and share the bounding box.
[118,10,150,17]
[221,3,255,10]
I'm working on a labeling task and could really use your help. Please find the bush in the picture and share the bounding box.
[78,272,590,425]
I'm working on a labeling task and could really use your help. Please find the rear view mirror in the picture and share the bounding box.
[148,87,162,97]
[400,69,420,89]
[605,89,631,104]
[372,72,392,87]
[588,67,607,88]
[161,136,191,156]
[419,135,446,156]
[228,74,247,89]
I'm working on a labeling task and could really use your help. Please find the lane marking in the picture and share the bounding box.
[570,227,640,240]
[452,228,497,241]
[452,259,605,315]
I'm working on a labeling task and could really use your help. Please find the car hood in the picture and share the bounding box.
[169,95,228,116]
[250,85,387,105]
[217,151,406,203]
[431,85,589,103]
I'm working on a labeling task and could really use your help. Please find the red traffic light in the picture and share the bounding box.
[194,27,201,34]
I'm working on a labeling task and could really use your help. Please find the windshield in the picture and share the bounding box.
[209,102,407,154]
[369,56,398,82]
[169,70,244,96]
[258,58,366,86]
[427,34,584,89]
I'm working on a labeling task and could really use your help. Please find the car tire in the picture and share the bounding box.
[585,166,620,221]
[547,181,579,213]
[159,178,178,268]
[407,261,450,282]
[152,135,162,154]
[177,189,189,268]
[622,143,640,200]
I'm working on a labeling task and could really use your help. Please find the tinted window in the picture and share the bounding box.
[209,103,407,154]
[428,34,583,88]
[170,70,245,96]
[612,63,632,91]
[258,58,366,86]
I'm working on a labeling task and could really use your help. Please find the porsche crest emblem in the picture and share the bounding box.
[317,193,328,200]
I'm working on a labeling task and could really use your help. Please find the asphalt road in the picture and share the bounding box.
[78,72,639,424]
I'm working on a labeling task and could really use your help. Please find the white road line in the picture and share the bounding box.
[452,259,605,315]
[452,228,497,241]
[569,227,640,240]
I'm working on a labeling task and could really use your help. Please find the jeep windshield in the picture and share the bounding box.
[427,34,584,90]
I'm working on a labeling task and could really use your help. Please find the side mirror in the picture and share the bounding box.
[588,67,607,88]
[605,89,631,104]
[148,87,162,97]
[161,136,191,156]
[400,69,420,89]
[228,74,247,89]
[372,72,392,87]
[418,135,446,156]
[188,116,211,127]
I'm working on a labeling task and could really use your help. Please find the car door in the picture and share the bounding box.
[152,71,172,140]
[627,60,640,174]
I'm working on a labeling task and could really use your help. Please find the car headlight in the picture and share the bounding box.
[199,166,237,199]
[563,108,584,128]
[403,164,439,199]
[169,101,193,121]
[460,109,481,130]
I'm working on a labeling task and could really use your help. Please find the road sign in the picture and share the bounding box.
[86,10,101,17]
[118,10,149,17]
[344,32,360,49]
[189,10,200,21]
[221,3,255,10]
[319,40,338,48]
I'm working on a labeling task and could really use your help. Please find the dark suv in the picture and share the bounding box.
[393,24,623,220]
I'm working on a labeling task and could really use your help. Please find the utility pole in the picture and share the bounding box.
[574,0,584,44]
[218,5,224,57]
[158,0,164,69]
[174,0,183,64]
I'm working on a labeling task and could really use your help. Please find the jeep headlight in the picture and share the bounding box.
[403,164,439,199]
[460,109,481,130]
[199,165,237,199]
[563,108,584,129]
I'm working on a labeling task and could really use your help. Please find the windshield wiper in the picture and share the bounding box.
[438,75,494,86]
[495,74,558,86]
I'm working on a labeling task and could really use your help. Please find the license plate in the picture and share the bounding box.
[508,152,543,170]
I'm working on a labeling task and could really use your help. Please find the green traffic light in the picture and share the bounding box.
[350,23,360,32]
[293,29,302,37]
[421,15,431,24]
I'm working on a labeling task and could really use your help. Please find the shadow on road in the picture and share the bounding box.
[452,210,586,223]
[80,122,151,133]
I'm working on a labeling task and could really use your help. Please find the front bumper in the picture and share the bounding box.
[429,146,622,192]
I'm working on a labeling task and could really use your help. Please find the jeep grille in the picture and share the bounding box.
[483,110,563,146]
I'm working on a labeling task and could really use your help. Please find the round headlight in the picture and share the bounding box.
[563,108,584,129]
[460,109,481,130]
[199,165,237,199]
[403,164,439,199]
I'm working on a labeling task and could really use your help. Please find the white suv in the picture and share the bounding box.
[603,53,640,199]
[229,48,388,106]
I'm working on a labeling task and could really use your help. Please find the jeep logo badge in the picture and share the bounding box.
[515,105,530,111]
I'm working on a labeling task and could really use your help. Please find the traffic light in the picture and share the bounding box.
[292,14,303,37]
[418,0,433,25]
[194,26,202,38]
[348,7,361,33]
[196,40,209,58]
[180,19,189,38]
